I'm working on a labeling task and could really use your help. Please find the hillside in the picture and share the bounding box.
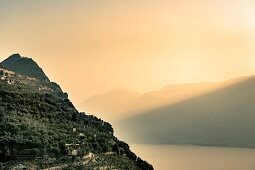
[115,76,255,148]
[0,54,153,169]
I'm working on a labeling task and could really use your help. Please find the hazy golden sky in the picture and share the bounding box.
[1,0,255,104]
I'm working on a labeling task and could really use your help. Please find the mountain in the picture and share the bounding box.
[115,75,255,148]
[1,54,50,82]
[0,54,153,170]
[78,89,140,121]
[79,81,224,122]
[131,82,220,113]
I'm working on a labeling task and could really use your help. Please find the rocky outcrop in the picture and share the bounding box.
[1,54,50,82]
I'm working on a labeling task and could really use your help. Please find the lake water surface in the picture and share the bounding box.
[130,144,255,170]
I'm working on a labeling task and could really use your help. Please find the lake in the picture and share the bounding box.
[130,144,255,170]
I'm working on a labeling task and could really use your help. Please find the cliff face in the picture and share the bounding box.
[0,54,153,170]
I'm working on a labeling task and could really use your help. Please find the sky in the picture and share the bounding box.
[1,0,255,104]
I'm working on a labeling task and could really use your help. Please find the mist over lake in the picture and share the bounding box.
[130,144,255,170]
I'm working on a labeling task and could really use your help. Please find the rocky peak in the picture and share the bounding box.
[1,54,50,82]
[0,54,68,99]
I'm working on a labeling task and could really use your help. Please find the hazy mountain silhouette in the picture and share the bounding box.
[115,75,255,148]
[78,89,140,121]
[79,81,227,122]
[1,53,50,82]
[132,82,220,113]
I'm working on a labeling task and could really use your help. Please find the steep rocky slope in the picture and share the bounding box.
[0,54,153,169]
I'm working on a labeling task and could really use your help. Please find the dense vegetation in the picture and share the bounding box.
[0,55,153,169]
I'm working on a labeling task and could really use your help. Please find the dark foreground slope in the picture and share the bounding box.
[0,54,153,170]
[116,76,255,148]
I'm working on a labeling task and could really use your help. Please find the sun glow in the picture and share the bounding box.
[1,0,255,103]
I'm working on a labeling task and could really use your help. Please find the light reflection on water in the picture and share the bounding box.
[130,144,255,170]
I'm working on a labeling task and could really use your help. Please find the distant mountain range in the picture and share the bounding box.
[78,89,140,121]
[79,78,243,122]
[0,54,153,169]
[115,75,255,148]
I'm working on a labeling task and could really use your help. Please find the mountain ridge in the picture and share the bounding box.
[0,54,153,169]
[79,76,251,122]
[115,75,255,148]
